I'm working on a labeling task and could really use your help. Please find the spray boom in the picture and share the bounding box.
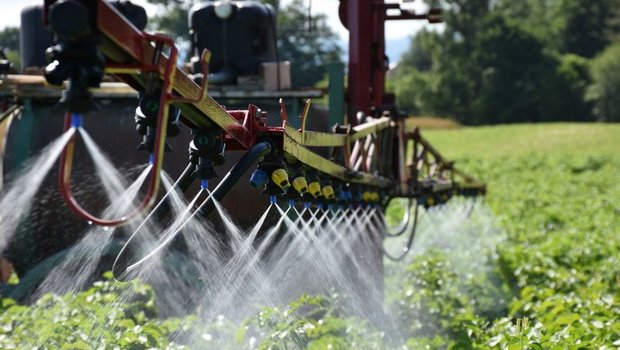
[39,0,485,236]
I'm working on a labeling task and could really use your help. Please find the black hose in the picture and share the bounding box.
[382,198,412,237]
[382,203,419,262]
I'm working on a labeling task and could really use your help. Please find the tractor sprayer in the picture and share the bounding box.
[0,0,484,300]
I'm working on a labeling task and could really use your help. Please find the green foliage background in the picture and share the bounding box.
[394,0,620,124]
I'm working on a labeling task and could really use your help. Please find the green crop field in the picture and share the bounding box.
[1,123,618,349]
[415,123,620,348]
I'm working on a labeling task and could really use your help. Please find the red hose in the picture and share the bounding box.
[58,33,179,227]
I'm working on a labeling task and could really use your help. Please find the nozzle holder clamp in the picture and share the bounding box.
[189,127,226,181]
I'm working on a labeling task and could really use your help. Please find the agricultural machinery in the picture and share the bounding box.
[0,0,484,301]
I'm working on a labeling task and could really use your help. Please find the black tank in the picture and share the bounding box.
[19,5,54,71]
[19,2,146,72]
[189,1,277,83]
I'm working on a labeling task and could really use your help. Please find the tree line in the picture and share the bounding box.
[393,0,620,123]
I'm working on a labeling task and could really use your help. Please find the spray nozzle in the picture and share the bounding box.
[321,185,335,200]
[70,113,83,128]
[362,191,372,202]
[249,167,269,188]
[271,168,290,189]
[307,181,322,198]
[292,176,308,194]
[188,127,226,181]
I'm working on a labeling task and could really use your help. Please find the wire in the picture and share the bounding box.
[382,198,413,237]
[382,203,419,262]
[465,196,477,218]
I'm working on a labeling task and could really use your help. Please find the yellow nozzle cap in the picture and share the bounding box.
[371,192,380,202]
[322,185,335,200]
[362,191,372,202]
[271,168,290,189]
[292,176,308,194]
[308,181,322,198]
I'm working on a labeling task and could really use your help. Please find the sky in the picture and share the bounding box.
[0,0,432,39]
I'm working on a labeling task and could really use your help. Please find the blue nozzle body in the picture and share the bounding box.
[201,179,209,190]
[288,199,295,207]
[344,190,353,201]
[70,113,83,128]
[304,202,310,209]
[249,168,269,188]
[149,153,155,165]
[269,195,277,204]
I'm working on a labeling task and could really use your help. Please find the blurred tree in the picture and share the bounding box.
[607,0,620,42]
[397,1,554,123]
[0,27,19,51]
[147,1,191,38]
[557,0,612,58]
[0,27,20,71]
[539,54,594,121]
[497,0,617,58]
[399,29,439,72]
[277,0,342,87]
[393,0,608,124]
[586,43,620,122]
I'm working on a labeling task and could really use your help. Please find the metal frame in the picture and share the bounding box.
[339,0,442,119]
[73,0,403,188]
